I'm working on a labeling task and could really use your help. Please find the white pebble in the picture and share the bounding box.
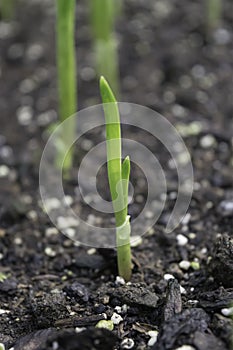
[45,227,59,237]
[0,309,10,315]
[130,235,143,247]
[17,106,33,126]
[147,330,158,346]
[187,300,198,305]
[44,198,61,212]
[111,312,123,325]
[115,276,126,285]
[27,210,38,220]
[145,210,154,219]
[57,216,79,229]
[52,341,59,350]
[75,327,86,333]
[200,135,216,148]
[179,260,191,271]
[181,213,191,225]
[87,248,96,255]
[175,345,195,350]
[64,228,76,239]
[114,306,122,313]
[180,286,187,295]
[0,165,10,177]
[63,195,73,206]
[221,307,233,317]
[164,274,175,281]
[45,247,56,257]
[121,338,135,349]
[14,237,22,245]
[176,234,188,246]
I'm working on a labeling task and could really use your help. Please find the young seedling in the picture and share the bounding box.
[90,0,120,96]
[206,0,222,35]
[100,76,132,281]
[56,0,77,171]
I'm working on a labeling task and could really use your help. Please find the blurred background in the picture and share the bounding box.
[0,0,232,155]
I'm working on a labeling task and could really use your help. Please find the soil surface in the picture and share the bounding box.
[0,0,233,349]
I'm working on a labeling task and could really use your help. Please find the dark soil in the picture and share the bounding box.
[0,0,233,349]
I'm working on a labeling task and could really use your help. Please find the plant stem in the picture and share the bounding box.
[100,76,132,281]
[90,0,120,97]
[206,0,222,34]
[56,0,77,171]
[0,0,15,20]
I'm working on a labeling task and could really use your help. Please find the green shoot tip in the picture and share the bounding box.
[100,76,117,104]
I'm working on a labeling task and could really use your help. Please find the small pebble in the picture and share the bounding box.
[130,235,143,247]
[181,213,191,225]
[0,165,10,177]
[57,216,79,229]
[95,320,114,331]
[190,261,200,270]
[17,106,33,126]
[189,232,196,239]
[19,78,37,94]
[221,307,233,317]
[114,306,122,314]
[14,237,22,245]
[176,234,188,246]
[63,195,73,206]
[26,43,44,61]
[214,28,231,45]
[111,312,123,325]
[164,274,175,281]
[121,338,135,349]
[145,210,154,219]
[27,210,38,220]
[0,309,10,315]
[179,260,191,271]
[217,200,233,217]
[87,248,96,255]
[187,300,198,305]
[75,327,86,333]
[0,343,5,350]
[172,104,186,118]
[115,276,126,286]
[180,286,186,295]
[175,346,195,350]
[44,197,61,212]
[64,228,76,239]
[147,330,158,346]
[45,227,59,237]
[52,341,59,350]
[200,135,216,148]
[37,110,57,127]
[45,247,57,257]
